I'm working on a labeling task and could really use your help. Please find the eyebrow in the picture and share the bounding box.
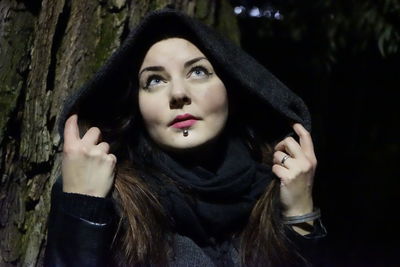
[138,57,208,78]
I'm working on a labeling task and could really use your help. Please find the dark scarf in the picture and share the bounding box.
[147,136,274,246]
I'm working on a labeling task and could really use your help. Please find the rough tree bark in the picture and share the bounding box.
[0,0,239,266]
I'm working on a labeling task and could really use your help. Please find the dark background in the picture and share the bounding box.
[231,0,399,266]
[0,1,397,265]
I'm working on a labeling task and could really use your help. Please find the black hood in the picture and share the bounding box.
[58,8,311,153]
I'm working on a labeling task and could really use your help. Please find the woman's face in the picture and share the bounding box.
[138,38,228,152]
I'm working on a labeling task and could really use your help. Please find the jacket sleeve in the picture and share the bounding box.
[44,176,117,267]
[285,218,329,267]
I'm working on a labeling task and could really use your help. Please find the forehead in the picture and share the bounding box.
[140,38,205,67]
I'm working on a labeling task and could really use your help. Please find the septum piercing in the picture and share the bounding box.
[183,129,189,137]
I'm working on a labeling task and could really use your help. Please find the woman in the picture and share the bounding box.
[45,8,326,267]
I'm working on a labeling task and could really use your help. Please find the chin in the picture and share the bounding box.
[159,134,219,154]
[164,139,207,152]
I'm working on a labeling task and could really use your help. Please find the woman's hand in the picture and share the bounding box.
[272,123,317,216]
[61,114,117,197]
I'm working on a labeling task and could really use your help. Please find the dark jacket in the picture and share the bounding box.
[45,8,327,267]
[44,176,327,267]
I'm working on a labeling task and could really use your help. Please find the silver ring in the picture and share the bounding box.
[183,129,189,137]
[281,154,290,167]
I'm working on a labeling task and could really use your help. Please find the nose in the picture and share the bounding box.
[169,80,191,109]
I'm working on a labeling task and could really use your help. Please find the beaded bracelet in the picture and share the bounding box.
[282,208,321,225]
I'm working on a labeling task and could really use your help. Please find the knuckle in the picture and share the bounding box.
[286,173,296,180]
[272,165,283,178]
[109,155,117,164]
[89,127,102,136]
[88,148,102,157]
[99,142,110,149]
[91,126,100,133]
[302,161,312,172]
[80,146,90,155]
[63,145,76,154]
[302,129,310,136]
[272,164,279,172]
[274,142,280,150]
[286,136,295,143]
[284,137,291,143]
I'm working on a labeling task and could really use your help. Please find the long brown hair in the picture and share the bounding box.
[239,143,306,266]
[111,162,170,265]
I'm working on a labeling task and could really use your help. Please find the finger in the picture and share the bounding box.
[292,123,316,160]
[96,142,110,153]
[63,114,80,147]
[272,164,291,185]
[273,151,296,169]
[107,154,117,166]
[81,127,102,145]
[274,136,304,159]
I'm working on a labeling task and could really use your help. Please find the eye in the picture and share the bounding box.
[189,66,212,79]
[144,75,164,89]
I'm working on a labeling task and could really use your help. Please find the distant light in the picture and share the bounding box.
[234,6,245,15]
[274,10,283,20]
[263,10,272,18]
[249,7,261,17]
[234,5,283,20]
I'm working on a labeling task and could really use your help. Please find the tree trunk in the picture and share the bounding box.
[0,0,239,266]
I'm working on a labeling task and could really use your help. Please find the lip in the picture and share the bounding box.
[169,113,200,129]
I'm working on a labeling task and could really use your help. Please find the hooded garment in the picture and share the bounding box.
[45,7,326,267]
[58,8,311,144]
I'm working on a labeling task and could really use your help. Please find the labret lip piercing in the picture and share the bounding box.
[183,129,189,137]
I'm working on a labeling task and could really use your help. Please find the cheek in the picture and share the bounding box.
[138,93,164,126]
[201,82,228,115]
